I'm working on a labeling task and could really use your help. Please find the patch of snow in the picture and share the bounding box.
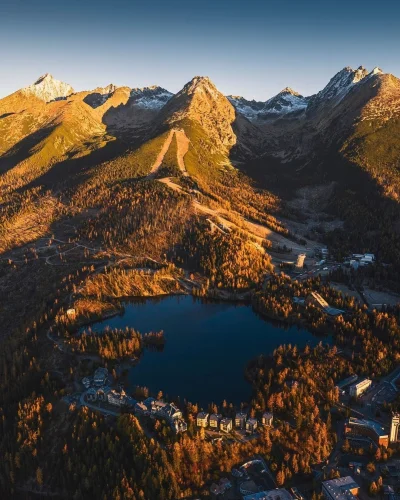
[21,73,74,102]
[130,85,173,110]
[228,88,307,122]
[370,67,383,76]
[308,66,370,109]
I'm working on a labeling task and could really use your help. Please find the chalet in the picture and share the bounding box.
[220,418,233,433]
[246,418,258,434]
[173,419,188,434]
[197,412,209,428]
[262,412,273,426]
[235,411,247,429]
[209,414,222,429]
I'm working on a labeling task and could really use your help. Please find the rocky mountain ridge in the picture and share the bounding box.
[1,65,399,201]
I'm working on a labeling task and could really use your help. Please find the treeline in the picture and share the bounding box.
[80,264,184,301]
[324,184,400,291]
[74,180,192,259]
[244,342,344,480]
[253,274,400,377]
[177,222,272,289]
[69,326,164,360]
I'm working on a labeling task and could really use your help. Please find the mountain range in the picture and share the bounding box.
[1,65,400,268]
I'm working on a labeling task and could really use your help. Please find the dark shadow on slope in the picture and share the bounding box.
[0,123,58,174]
[16,137,138,195]
[102,98,161,143]
[0,113,14,120]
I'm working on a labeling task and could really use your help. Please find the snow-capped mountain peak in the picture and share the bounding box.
[370,67,383,76]
[308,66,369,110]
[129,85,173,110]
[21,73,74,102]
[228,87,307,122]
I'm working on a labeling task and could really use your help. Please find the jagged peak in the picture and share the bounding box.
[370,67,383,76]
[279,87,302,97]
[22,73,74,102]
[130,85,172,96]
[308,65,370,108]
[101,83,117,93]
[180,76,220,96]
[129,85,173,110]
[34,73,54,84]
[329,66,368,84]
[90,83,118,95]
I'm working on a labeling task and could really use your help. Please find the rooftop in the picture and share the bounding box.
[210,413,222,420]
[347,417,388,437]
[322,476,359,500]
[236,411,247,418]
[350,378,371,388]
[243,488,293,500]
[221,418,232,424]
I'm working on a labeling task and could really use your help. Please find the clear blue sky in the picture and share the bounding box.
[1,0,399,100]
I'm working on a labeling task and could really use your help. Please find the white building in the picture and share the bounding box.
[246,418,258,434]
[262,412,273,426]
[349,378,371,398]
[235,411,247,429]
[390,413,400,443]
[322,476,359,500]
[296,254,306,269]
[220,418,233,433]
[243,489,293,500]
[209,414,222,429]
[197,412,209,428]
[173,419,187,434]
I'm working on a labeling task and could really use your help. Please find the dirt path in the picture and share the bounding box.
[158,177,318,256]
[159,177,267,249]
[148,130,174,177]
[175,129,190,176]
[148,129,190,178]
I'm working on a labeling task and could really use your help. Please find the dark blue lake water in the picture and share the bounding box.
[89,295,330,406]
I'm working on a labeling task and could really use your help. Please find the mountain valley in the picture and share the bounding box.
[1,66,400,498]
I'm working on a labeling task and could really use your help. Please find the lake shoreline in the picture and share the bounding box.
[82,294,331,406]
